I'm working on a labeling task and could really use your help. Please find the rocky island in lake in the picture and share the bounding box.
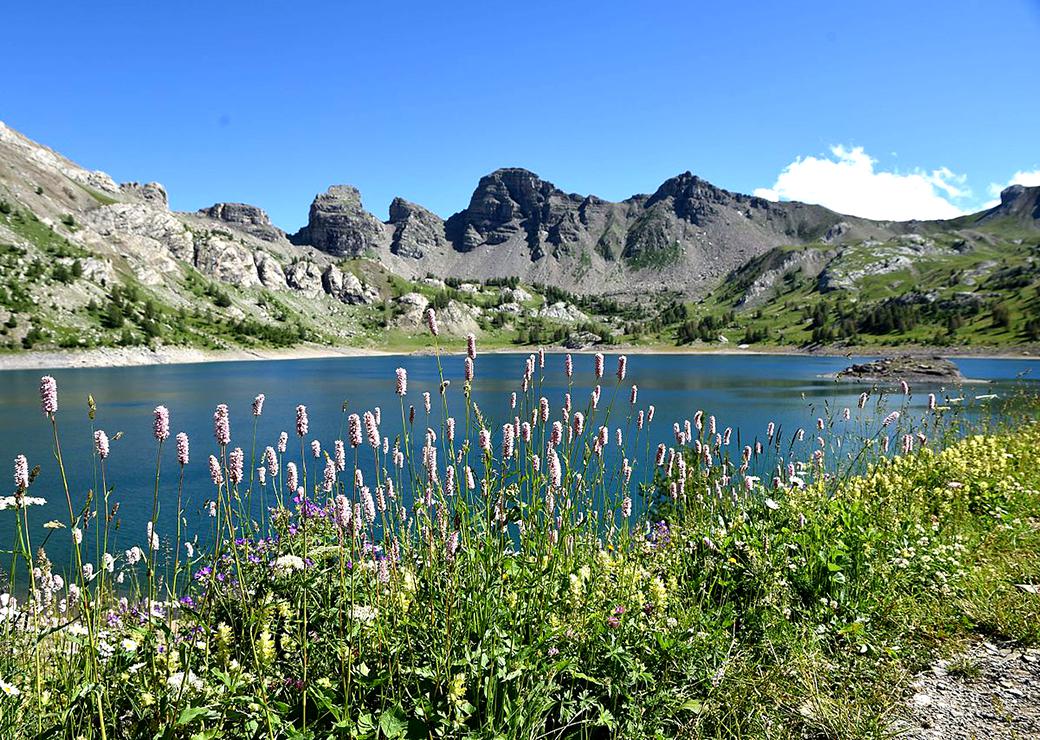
[834,355,967,383]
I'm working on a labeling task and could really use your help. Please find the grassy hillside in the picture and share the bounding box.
[652,214,1040,351]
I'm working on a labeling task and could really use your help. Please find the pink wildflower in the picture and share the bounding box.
[363,410,380,448]
[296,405,308,437]
[176,432,189,466]
[208,455,223,486]
[39,375,57,415]
[214,404,230,446]
[14,454,29,489]
[395,367,408,396]
[94,430,110,460]
[323,456,336,493]
[348,414,362,447]
[547,447,561,488]
[502,424,515,460]
[153,406,170,442]
[252,393,265,417]
[335,495,351,530]
[265,446,278,478]
[228,448,244,485]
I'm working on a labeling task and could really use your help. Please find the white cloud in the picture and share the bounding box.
[754,145,969,221]
[985,168,1040,207]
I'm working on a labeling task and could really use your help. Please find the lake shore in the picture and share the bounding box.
[0,344,393,371]
[0,340,1036,371]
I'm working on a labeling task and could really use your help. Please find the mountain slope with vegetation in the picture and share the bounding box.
[0,119,1038,358]
[680,186,1040,350]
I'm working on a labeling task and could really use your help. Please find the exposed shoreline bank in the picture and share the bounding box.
[0,341,1036,372]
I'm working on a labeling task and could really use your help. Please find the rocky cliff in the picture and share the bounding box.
[291,167,897,297]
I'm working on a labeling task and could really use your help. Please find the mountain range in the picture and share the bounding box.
[0,120,1037,353]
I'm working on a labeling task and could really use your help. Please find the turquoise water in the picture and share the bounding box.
[0,352,1036,569]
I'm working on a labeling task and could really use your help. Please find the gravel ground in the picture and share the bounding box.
[897,640,1040,739]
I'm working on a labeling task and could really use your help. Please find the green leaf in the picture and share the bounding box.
[679,698,704,714]
[379,706,408,738]
[177,705,214,726]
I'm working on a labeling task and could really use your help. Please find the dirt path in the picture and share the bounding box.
[897,640,1040,739]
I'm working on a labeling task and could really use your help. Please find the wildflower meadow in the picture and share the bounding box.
[1,310,1039,738]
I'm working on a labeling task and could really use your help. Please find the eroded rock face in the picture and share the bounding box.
[285,261,325,296]
[291,185,389,257]
[321,264,378,305]
[84,203,195,262]
[394,292,430,328]
[194,236,262,288]
[120,182,169,209]
[254,252,287,290]
[201,203,284,242]
[388,198,447,259]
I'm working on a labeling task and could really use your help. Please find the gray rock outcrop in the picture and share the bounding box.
[322,264,378,305]
[194,236,262,288]
[285,261,325,296]
[201,202,284,242]
[291,185,390,257]
[388,198,447,259]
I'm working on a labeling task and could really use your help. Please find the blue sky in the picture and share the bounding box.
[2,1,1038,228]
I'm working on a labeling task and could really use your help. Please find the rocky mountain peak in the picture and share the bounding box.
[388,198,447,259]
[980,184,1040,224]
[445,168,581,254]
[645,171,733,223]
[1000,184,1040,219]
[290,185,389,257]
